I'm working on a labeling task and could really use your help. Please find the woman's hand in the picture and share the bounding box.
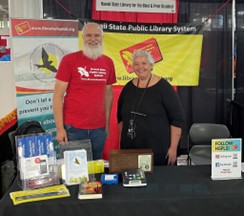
[166,147,177,165]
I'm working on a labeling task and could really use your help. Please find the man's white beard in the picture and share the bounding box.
[83,44,103,60]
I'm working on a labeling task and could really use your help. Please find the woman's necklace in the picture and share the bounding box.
[133,74,152,113]
[127,74,152,139]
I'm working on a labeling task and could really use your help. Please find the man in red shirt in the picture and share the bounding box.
[53,22,116,160]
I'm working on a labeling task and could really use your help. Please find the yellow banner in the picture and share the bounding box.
[79,32,203,86]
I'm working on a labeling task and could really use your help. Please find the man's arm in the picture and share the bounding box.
[104,85,114,138]
[53,79,69,144]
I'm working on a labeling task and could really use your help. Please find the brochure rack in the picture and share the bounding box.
[15,133,59,190]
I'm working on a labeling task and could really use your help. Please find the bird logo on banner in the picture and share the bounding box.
[35,47,57,73]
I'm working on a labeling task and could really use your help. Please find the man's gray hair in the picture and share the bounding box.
[132,50,155,66]
[82,22,103,36]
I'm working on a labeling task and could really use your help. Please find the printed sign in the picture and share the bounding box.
[96,0,176,13]
[119,38,163,73]
[211,138,242,180]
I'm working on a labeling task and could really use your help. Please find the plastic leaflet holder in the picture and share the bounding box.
[59,140,105,184]
[15,133,59,190]
[58,139,93,161]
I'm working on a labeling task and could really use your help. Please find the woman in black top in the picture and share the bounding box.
[117,50,184,165]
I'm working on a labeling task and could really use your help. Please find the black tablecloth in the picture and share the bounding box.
[1,165,244,216]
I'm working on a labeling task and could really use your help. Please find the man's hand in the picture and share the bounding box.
[56,128,68,145]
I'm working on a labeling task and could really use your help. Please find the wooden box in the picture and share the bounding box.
[109,149,154,173]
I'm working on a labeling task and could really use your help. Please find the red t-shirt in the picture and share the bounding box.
[55,51,116,129]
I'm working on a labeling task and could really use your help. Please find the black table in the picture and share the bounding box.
[1,165,244,216]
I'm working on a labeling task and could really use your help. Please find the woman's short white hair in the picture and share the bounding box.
[132,50,155,66]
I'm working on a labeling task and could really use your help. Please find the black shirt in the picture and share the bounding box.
[117,78,184,165]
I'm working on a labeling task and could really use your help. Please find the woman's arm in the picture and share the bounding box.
[166,125,182,165]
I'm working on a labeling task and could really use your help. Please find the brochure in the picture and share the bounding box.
[10,184,70,205]
[64,149,89,185]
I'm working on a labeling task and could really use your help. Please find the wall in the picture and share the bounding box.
[0,0,43,129]
[0,62,16,119]
[8,0,42,19]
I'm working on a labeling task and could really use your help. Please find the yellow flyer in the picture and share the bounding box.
[10,184,70,205]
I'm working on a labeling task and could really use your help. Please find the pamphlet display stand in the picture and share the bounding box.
[58,139,93,160]
[60,140,105,185]
[15,133,59,190]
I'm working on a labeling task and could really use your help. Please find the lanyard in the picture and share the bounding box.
[131,73,152,117]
